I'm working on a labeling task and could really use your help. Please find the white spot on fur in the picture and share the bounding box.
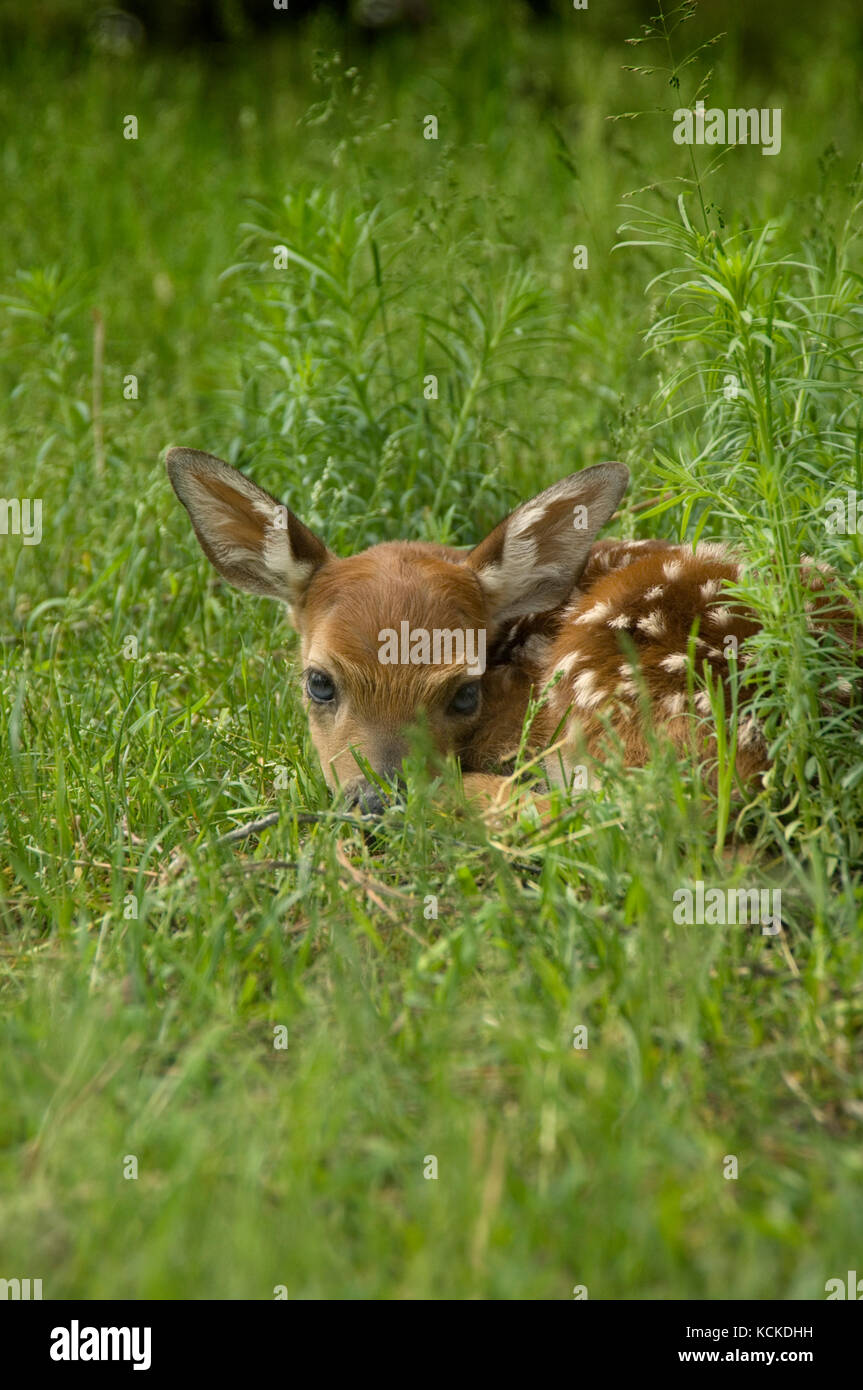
[696,542,729,563]
[662,692,686,717]
[699,578,721,601]
[572,669,605,710]
[553,650,584,678]
[575,599,616,626]
[644,585,664,601]
[710,606,733,628]
[695,691,712,715]
[637,610,666,638]
[738,715,763,750]
[663,560,684,582]
[801,556,832,575]
[660,652,687,672]
[608,612,633,630]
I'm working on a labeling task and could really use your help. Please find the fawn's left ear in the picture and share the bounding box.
[465,462,630,622]
[165,447,331,606]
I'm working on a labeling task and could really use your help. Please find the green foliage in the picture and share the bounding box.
[220,186,557,545]
[0,3,861,1299]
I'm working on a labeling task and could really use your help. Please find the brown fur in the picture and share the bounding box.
[298,543,490,788]
[165,449,857,811]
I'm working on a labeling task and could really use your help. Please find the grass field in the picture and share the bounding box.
[1,1,862,1299]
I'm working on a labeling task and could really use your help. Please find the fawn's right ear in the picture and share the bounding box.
[466,462,630,624]
[165,448,331,606]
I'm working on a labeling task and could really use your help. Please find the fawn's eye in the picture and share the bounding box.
[307,670,337,704]
[449,681,481,716]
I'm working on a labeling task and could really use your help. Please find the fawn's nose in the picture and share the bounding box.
[346,775,407,818]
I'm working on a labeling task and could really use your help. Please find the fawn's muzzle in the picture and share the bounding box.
[345,775,407,818]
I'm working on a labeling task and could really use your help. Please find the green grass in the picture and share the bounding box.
[1,1,862,1298]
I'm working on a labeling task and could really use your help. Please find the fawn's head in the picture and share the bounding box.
[166,448,628,808]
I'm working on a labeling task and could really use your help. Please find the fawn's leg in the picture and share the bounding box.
[460,771,556,822]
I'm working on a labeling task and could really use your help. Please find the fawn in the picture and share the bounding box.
[166,448,853,814]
